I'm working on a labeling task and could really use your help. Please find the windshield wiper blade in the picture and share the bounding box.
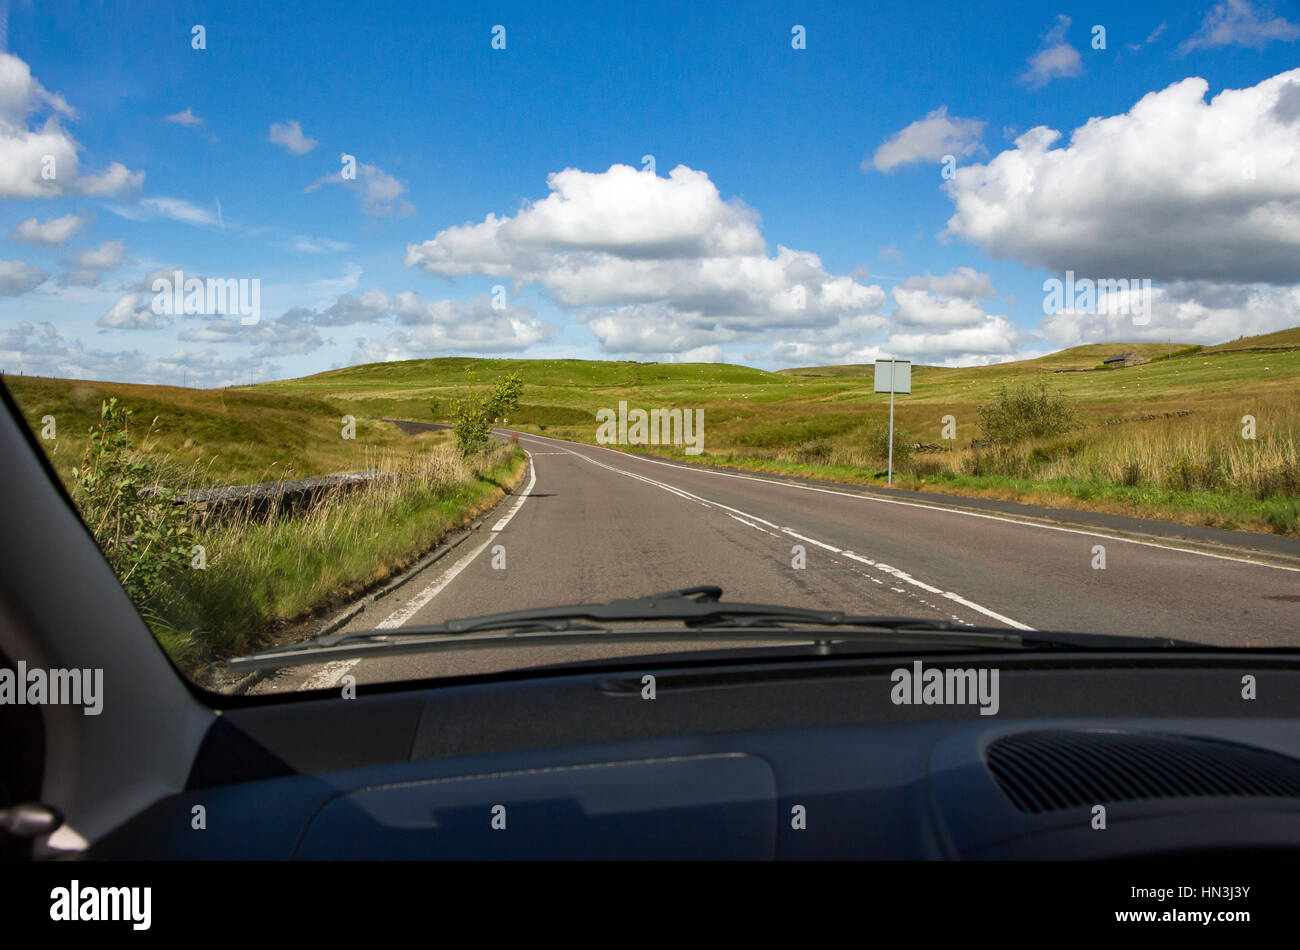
[228,586,1193,673]
[307,587,993,639]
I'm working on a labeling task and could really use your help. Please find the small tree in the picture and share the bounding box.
[450,398,491,455]
[70,398,193,606]
[868,423,912,467]
[484,371,523,425]
[449,369,524,456]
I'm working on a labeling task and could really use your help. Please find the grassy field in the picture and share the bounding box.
[4,374,448,486]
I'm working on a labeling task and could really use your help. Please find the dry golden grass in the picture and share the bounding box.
[157,439,524,662]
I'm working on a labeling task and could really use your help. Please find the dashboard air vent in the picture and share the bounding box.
[986,729,1300,814]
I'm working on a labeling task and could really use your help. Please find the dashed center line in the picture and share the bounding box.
[567,447,1035,631]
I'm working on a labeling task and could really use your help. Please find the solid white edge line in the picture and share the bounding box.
[301,532,500,690]
[301,659,363,691]
[302,450,539,690]
[491,449,537,531]
[377,533,498,629]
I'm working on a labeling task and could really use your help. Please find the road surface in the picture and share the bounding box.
[252,430,1300,693]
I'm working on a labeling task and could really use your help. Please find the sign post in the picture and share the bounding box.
[873,359,911,485]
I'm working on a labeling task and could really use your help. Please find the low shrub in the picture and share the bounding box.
[977,381,1077,444]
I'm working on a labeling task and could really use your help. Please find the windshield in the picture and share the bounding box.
[4,1,1298,695]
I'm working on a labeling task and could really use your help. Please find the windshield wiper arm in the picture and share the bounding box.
[228,586,1194,673]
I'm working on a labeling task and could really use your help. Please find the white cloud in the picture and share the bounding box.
[0,321,277,387]
[59,238,128,288]
[887,268,1029,360]
[310,262,363,299]
[898,267,996,300]
[76,163,144,198]
[140,197,217,227]
[127,267,204,294]
[405,164,888,357]
[166,106,204,127]
[290,235,350,253]
[305,159,414,217]
[309,288,390,326]
[151,286,550,362]
[9,213,88,246]
[664,345,725,363]
[74,238,128,271]
[59,269,101,288]
[0,260,49,296]
[756,324,1031,368]
[97,291,166,329]
[584,306,743,354]
[885,317,1033,359]
[1041,281,1300,346]
[758,335,888,368]
[107,196,218,228]
[177,310,326,357]
[0,53,142,199]
[97,267,206,330]
[868,106,986,173]
[408,164,764,275]
[752,267,1030,367]
[891,289,990,328]
[1179,0,1299,54]
[352,293,552,361]
[268,119,318,155]
[1128,22,1169,52]
[1021,15,1083,89]
[0,53,75,122]
[943,69,1300,289]
[99,270,326,356]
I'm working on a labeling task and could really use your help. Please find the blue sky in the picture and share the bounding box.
[1,0,1298,385]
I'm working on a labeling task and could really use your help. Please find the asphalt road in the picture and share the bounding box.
[253,431,1300,693]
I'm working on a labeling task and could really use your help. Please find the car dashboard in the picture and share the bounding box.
[86,649,1300,860]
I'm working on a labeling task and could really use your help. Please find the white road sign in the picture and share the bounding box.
[874,359,912,485]
[874,359,911,394]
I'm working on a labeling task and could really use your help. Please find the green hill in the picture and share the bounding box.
[1202,326,1300,354]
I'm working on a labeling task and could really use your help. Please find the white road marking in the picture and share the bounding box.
[302,659,361,691]
[377,533,498,630]
[566,447,1036,631]
[491,450,536,531]
[300,452,538,690]
[781,527,841,553]
[516,432,1300,573]
[301,533,499,689]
